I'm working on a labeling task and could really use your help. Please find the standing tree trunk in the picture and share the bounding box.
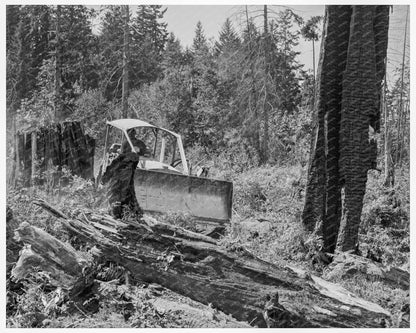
[336,6,388,252]
[261,5,270,164]
[12,120,20,187]
[302,5,389,253]
[302,6,351,244]
[383,77,394,187]
[395,7,408,167]
[8,109,19,188]
[311,38,316,108]
[245,6,261,163]
[54,5,62,121]
[121,5,130,118]
[30,132,37,187]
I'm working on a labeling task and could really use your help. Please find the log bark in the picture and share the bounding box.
[14,200,391,328]
[12,222,87,290]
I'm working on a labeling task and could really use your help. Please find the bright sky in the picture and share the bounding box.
[162,5,325,72]
[162,4,408,82]
[92,4,409,81]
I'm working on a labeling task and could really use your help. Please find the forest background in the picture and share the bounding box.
[5,4,410,167]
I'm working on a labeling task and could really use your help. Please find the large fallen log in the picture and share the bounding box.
[12,221,95,303]
[13,200,391,328]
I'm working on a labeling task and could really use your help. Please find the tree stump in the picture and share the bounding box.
[15,121,95,187]
[100,152,142,219]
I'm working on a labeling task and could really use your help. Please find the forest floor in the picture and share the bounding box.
[6,162,410,328]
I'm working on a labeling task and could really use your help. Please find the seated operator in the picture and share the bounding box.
[121,128,150,157]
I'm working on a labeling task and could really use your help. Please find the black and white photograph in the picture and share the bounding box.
[4,1,411,329]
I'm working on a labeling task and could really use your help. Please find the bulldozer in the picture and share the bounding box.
[98,118,233,233]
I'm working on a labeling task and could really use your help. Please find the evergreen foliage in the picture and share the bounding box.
[215,18,240,55]
[6,5,408,169]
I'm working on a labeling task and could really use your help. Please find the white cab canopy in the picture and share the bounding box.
[104,118,189,175]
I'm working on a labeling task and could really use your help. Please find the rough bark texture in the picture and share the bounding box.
[302,5,389,253]
[6,206,21,272]
[100,152,142,219]
[121,5,130,118]
[12,222,86,290]
[54,5,63,121]
[15,199,391,328]
[11,220,98,313]
[382,77,395,187]
[15,122,95,187]
[337,6,388,251]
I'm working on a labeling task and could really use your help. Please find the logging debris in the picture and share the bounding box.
[10,199,393,328]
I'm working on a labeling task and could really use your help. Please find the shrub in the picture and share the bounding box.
[231,165,305,218]
[359,167,409,268]
[158,211,199,232]
[219,164,311,269]
[71,89,116,141]
[359,225,409,267]
[362,168,409,232]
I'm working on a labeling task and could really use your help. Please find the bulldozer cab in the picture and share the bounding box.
[101,119,189,175]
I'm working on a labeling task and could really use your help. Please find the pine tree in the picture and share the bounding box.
[6,5,21,111]
[301,15,322,104]
[6,6,20,50]
[215,19,242,138]
[54,6,99,93]
[192,21,209,54]
[6,5,23,187]
[98,5,125,101]
[215,18,240,55]
[271,9,303,114]
[224,7,304,164]
[46,5,98,119]
[131,5,168,86]
[12,6,52,103]
[8,5,98,125]
[162,33,184,71]
[133,5,167,57]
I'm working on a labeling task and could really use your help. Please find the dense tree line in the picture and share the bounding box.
[6,5,409,170]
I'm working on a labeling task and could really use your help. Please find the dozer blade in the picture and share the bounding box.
[134,169,233,228]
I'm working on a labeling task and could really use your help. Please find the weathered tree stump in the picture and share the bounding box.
[15,121,95,187]
[302,5,390,253]
[100,152,142,219]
